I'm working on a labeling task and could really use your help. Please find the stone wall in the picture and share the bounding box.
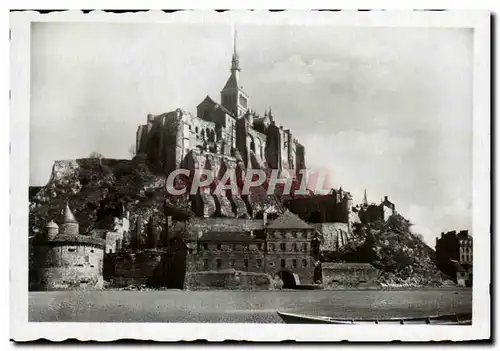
[321,262,379,287]
[285,194,348,223]
[313,222,350,252]
[33,243,104,290]
[176,218,266,238]
[185,269,272,290]
[104,250,168,288]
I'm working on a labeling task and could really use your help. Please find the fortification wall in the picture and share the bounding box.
[185,269,272,290]
[321,263,379,288]
[34,244,104,290]
[104,250,168,288]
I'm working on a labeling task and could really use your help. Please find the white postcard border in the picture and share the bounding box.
[10,9,491,341]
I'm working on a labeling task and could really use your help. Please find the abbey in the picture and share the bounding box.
[135,34,306,181]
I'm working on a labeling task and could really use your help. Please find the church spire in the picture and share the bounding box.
[363,189,368,206]
[231,29,240,73]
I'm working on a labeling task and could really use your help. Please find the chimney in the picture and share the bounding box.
[384,196,388,202]
[147,114,154,123]
[263,212,268,226]
[441,232,444,238]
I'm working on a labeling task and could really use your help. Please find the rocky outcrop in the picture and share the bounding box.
[330,215,445,287]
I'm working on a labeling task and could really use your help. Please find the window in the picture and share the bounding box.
[256,259,262,268]
[302,259,307,267]
[302,243,308,251]
[244,259,249,268]
[245,244,250,251]
[230,259,235,267]
[217,244,222,251]
[203,243,208,250]
[296,232,302,239]
[292,232,297,238]
[280,259,286,268]
[280,243,286,251]
[216,259,222,269]
[269,243,275,251]
[258,243,263,251]
[292,259,297,268]
[232,244,237,250]
[108,249,112,254]
[203,259,209,269]
[269,262,275,267]
[292,243,297,252]
[68,248,76,252]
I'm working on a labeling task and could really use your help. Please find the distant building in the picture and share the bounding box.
[358,192,397,224]
[31,204,105,290]
[435,229,472,285]
[457,230,473,265]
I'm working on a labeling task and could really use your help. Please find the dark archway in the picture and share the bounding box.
[278,270,297,289]
[314,265,322,284]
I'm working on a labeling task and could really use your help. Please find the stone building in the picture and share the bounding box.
[135,33,306,185]
[194,231,266,273]
[357,192,397,224]
[285,187,353,253]
[31,204,105,290]
[264,211,316,286]
[171,211,316,289]
[457,230,473,265]
[435,229,473,285]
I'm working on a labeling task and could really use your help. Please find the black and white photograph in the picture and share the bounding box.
[9,9,490,342]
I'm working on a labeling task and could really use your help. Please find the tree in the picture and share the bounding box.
[89,151,104,159]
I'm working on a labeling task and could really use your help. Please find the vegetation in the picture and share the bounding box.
[328,214,445,287]
[29,156,194,247]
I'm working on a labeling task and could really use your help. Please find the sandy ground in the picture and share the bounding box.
[29,288,472,323]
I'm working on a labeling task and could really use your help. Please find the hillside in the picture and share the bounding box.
[29,154,282,247]
[29,155,193,247]
[325,214,445,287]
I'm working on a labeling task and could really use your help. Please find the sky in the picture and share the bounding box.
[30,22,473,246]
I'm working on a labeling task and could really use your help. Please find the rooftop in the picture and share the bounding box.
[267,210,313,230]
[199,231,263,242]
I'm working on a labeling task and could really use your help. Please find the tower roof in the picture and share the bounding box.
[231,29,240,72]
[63,203,78,223]
[222,74,239,91]
[46,220,59,229]
[362,189,368,205]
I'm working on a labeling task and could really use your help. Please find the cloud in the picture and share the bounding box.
[260,54,350,86]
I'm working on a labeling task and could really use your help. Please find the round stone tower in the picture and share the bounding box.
[46,220,59,240]
[32,204,105,291]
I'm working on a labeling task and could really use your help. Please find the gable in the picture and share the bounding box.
[267,211,313,230]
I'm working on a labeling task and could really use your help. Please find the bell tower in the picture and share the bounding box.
[221,30,249,118]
